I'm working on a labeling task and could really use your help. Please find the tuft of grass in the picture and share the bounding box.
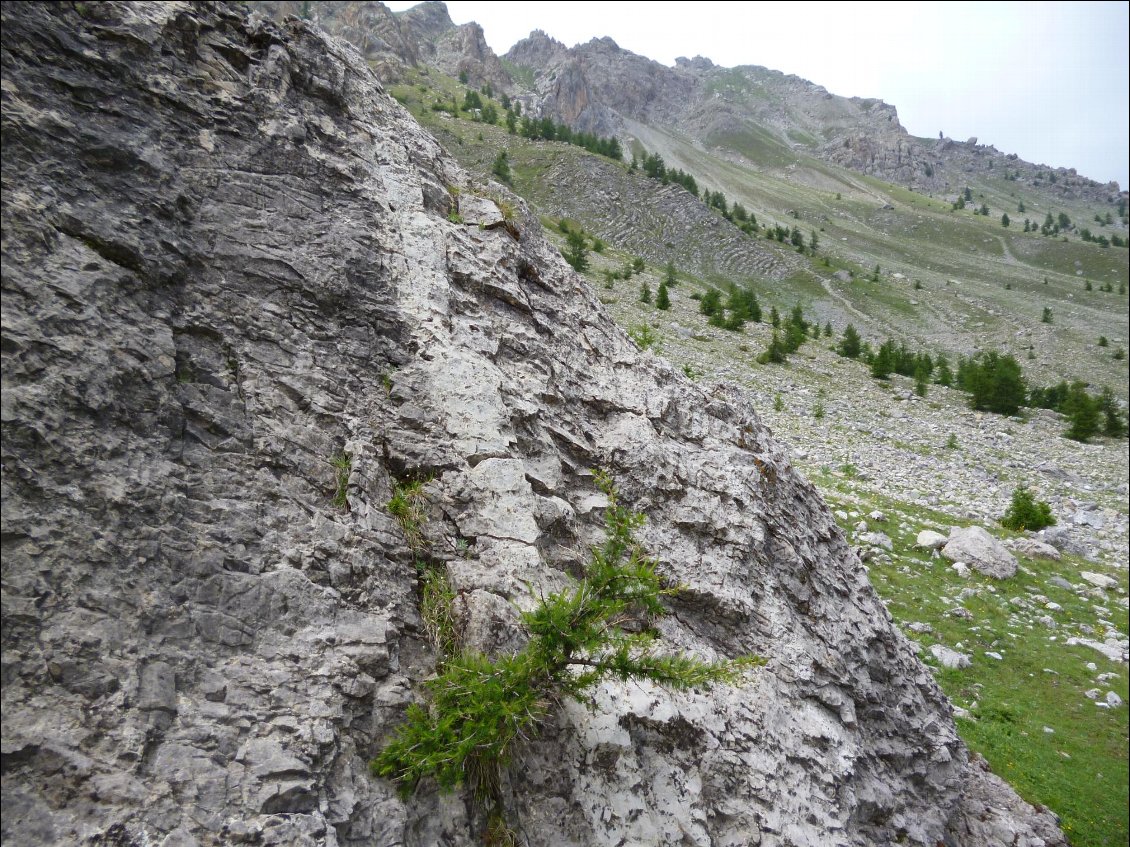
[330,451,351,509]
[389,479,429,548]
[418,564,458,659]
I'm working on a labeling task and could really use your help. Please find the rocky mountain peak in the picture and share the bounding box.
[676,54,716,71]
[504,27,569,68]
[397,0,454,38]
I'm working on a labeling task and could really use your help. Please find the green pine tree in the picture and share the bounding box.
[837,324,862,358]
[664,261,678,286]
[491,150,511,183]
[1063,382,1101,442]
[371,473,759,838]
[1000,486,1055,531]
[563,230,589,272]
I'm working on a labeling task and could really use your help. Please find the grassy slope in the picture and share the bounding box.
[388,68,1130,847]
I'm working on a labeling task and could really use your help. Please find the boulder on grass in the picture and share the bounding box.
[942,526,1017,579]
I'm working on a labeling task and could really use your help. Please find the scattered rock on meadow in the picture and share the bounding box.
[930,644,972,669]
[943,526,1018,579]
[916,530,948,550]
[862,531,893,550]
[1066,636,1130,663]
[1080,572,1118,591]
[1014,538,1061,561]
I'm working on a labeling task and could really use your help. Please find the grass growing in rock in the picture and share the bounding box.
[821,486,1129,847]
[330,450,351,509]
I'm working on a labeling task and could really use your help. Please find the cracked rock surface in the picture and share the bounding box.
[0,3,1065,845]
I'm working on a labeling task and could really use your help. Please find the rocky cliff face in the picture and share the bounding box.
[503,27,1117,199]
[251,0,510,90]
[0,4,1067,846]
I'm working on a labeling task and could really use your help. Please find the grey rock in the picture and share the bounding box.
[0,4,1066,847]
[943,527,1018,579]
[1080,571,1118,590]
[862,530,894,550]
[1072,510,1106,529]
[1036,526,1090,557]
[930,644,972,669]
[1065,637,1130,664]
[1013,538,1061,560]
[944,754,1066,847]
[916,530,948,550]
[137,661,177,713]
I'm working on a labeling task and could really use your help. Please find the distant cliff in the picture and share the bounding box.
[257,1,1118,202]
[0,3,1068,845]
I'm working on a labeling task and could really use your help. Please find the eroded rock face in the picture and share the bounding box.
[251,1,511,90]
[0,4,1064,846]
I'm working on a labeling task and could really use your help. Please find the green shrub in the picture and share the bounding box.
[757,331,788,364]
[1000,486,1055,531]
[628,323,658,351]
[491,150,511,183]
[837,324,862,358]
[699,289,722,317]
[563,230,589,272]
[371,472,759,837]
[1062,382,1101,442]
[958,351,1026,415]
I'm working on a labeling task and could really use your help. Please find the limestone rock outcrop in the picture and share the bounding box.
[0,4,1065,846]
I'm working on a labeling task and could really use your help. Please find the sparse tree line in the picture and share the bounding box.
[515,115,622,160]
[834,325,1127,442]
[570,244,1125,442]
[948,187,1128,247]
[630,150,767,239]
[429,84,622,161]
[689,282,829,362]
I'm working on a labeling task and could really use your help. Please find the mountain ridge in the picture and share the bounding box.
[259,0,1122,199]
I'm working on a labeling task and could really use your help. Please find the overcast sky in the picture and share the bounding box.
[385,1,1129,188]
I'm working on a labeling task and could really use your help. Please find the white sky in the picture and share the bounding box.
[385,1,1129,188]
